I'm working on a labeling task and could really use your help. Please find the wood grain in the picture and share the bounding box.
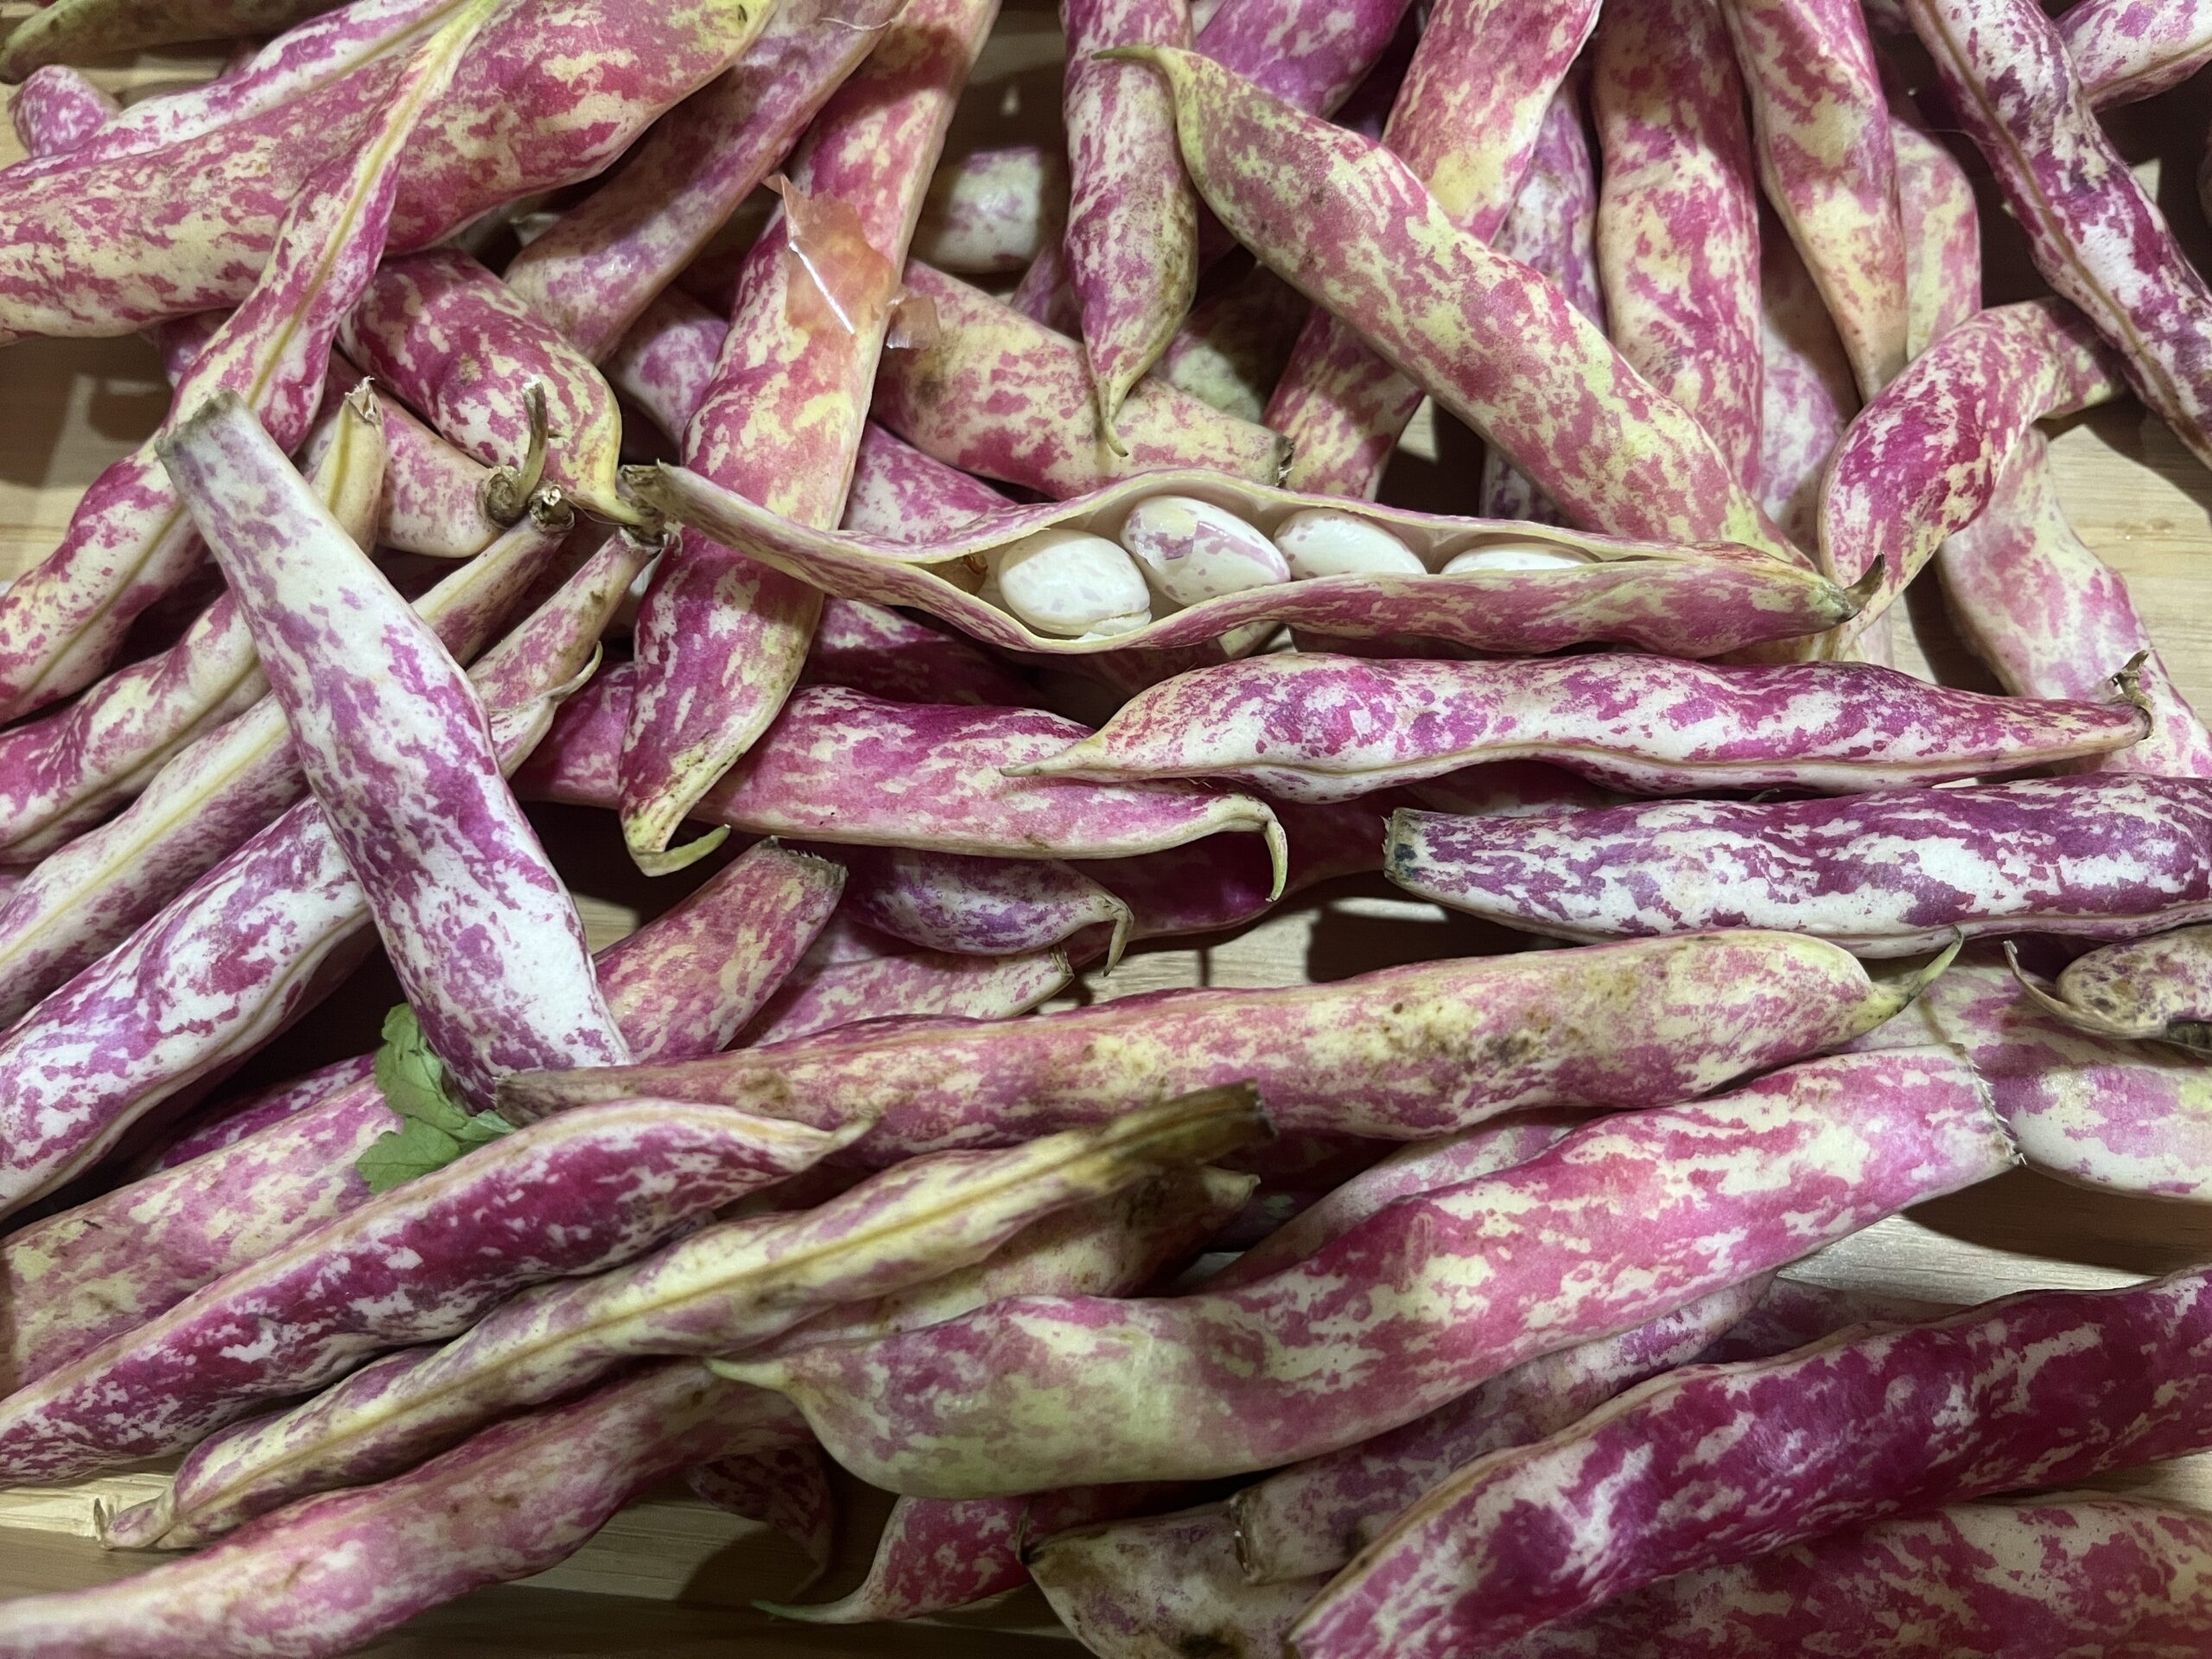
[3,10,2212,1655]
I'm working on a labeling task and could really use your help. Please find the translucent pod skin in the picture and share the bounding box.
[1293,1267,2212,1658]
[1062,0,1200,445]
[1721,0,1908,398]
[1264,0,1601,498]
[1387,775,2212,957]
[0,0,346,81]
[1814,298,2123,651]
[873,263,1292,498]
[516,664,1287,872]
[1851,952,2212,1198]
[1226,1283,1769,1583]
[718,1048,2014,1497]
[0,524,632,1222]
[1478,82,1605,523]
[0,0,772,340]
[0,1363,810,1659]
[502,0,908,360]
[128,1089,1265,1548]
[1123,47,1801,563]
[1939,431,2212,779]
[500,931,1944,1158]
[1592,0,1762,486]
[1905,0,2212,474]
[1497,1497,2212,1657]
[2057,0,2212,107]
[0,387,387,872]
[632,461,1865,663]
[0,1,486,725]
[1014,651,2148,803]
[823,845,1134,963]
[163,393,628,1110]
[0,842,842,1394]
[0,1103,855,1484]
[621,0,999,871]
[913,143,1066,275]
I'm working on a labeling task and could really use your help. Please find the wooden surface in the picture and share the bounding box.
[3,8,2212,1655]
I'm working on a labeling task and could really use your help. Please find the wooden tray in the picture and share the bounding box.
[3,8,2212,1652]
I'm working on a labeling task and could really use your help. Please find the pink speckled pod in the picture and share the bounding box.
[604,288,730,444]
[1192,0,1411,116]
[721,1047,2013,1495]
[1031,1503,1315,1658]
[0,1363,808,1659]
[741,927,1073,1046]
[621,0,998,870]
[338,247,644,526]
[1062,0,1199,445]
[0,0,769,340]
[163,392,628,1109]
[839,420,1013,539]
[1754,213,1857,544]
[1390,774,2212,955]
[688,1444,836,1587]
[0,507,589,1031]
[1852,951,2212,1196]
[501,932,1945,1159]
[1234,1278,1772,1586]
[0,387,386,868]
[802,599,1037,709]
[149,1056,379,1178]
[0,0,344,79]
[1721,0,1907,397]
[1815,298,2123,638]
[1939,433,2212,779]
[1893,120,1980,358]
[1130,48,1799,562]
[1263,0,1600,498]
[1018,651,2147,802]
[1697,1274,1955,1363]
[0,840,842,1394]
[873,261,1290,497]
[1154,264,1307,422]
[1090,798,1387,948]
[1908,0,2212,472]
[502,0,908,359]
[1592,0,1761,486]
[130,1089,1266,1548]
[825,845,1133,964]
[309,359,506,560]
[9,64,117,146]
[914,144,1066,275]
[0,1103,855,1484]
[2018,925,2212,1049]
[2058,0,2212,106]
[0,3,484,723]
[519,664,1287,871]
[1478,83,1605,524]
[1499,1496,2212,1657]
[1293,1266,2212,1656]
[634,463,1863,663]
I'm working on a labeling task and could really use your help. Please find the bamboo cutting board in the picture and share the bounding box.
[3,8,2212,1653]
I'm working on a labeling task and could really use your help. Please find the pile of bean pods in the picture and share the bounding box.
[0,0,2209,1651]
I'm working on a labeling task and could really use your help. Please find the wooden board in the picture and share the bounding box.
[3,8,2212,1654]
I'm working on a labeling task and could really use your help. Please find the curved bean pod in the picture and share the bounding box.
[1018,651,2147,802]
[741,933,1073,1046]
[1851,952,2212,1196]
[1030,1504,1313,1659]
[1293,1267,2212,1657]
[1894,118,1980,357]
[0,1103,855,1484]
[130,1089,1267,1548]
[10,64,117,148]
[1593,0,1761,485]
[501,0,906,360]
[1722,0,1907,397]
[1192,0,1411,117]
[802,596,1037,709]
[719,1048,2013,1495]
[501,932,1949,1158]
[1063,0,1199,445]
[2058,0,2212,107]
[1907,0,2212,473]
[518,664,1287,873]
[632,462,1865,661]
[824,845,1133,964]
[1389,775,2212,956]
[1754,214,1857,544]
[1154,264,1309,422]
[163,391,628,1109]
[1124,47,1800,561]
[873,262,1291,497]
[147,1054,378,1177]
[840,419,1014,540]
[0,1363,807,1659]
[1263,0,1601,497]
[0,0,344,80]
[2012,925,2212,1049]
[1938,431,2212,779]
[914,143,1066,276]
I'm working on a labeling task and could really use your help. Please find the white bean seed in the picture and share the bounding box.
[1120,495,1290,609]
[1272,508,1429,579]
[989,530,1154,637]
[1440,542,1589,575]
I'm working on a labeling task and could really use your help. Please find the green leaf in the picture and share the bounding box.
[455,1110,515,1147]
[357,1119,464,1194]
